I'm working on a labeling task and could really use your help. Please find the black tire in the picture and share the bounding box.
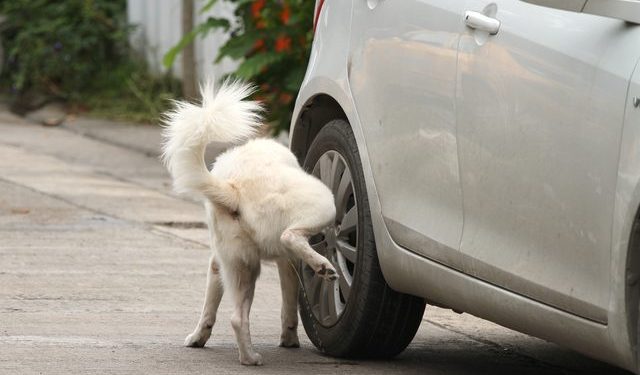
[299,119,426,358]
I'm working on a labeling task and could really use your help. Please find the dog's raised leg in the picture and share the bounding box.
[228,261,263,365]
[277,259,300,348]
[280,228,338,280]
[185,255,224,347]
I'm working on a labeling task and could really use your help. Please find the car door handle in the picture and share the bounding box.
[464,11,500,35]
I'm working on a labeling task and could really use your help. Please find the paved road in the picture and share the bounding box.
[0,111,631,374]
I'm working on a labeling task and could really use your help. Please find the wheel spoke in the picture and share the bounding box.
[330,154,344,192]
[310,239,327,255]
[335,256,352,300]
[307,273,322,303]
[325,280,340,323]
[339,206,357,236]
[339,273,351,300]
[334,168,352,212]
[311,158,321,178]
[336,239,357,263]
[318,279,328,322]
[319,153,333,188]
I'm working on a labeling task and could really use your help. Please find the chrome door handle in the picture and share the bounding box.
[464,11,500,35]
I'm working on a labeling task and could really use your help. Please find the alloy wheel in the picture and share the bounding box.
[303,150,359,327]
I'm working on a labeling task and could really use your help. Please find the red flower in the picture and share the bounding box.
[275,35,291,52]
[254,39,265,51]
[251,0,265,19]
[279,92,293,104]
[280,4,290,25]
[256,20,266,29]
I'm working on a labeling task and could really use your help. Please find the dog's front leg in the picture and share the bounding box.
[277,259,300,348]
[185,255,224,347]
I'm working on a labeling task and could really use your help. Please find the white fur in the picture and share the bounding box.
[161,79,337,365]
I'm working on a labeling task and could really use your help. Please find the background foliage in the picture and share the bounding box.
[165,0,315,133]
[0,0,180,121]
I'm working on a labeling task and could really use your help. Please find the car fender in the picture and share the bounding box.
[290,0,411,293]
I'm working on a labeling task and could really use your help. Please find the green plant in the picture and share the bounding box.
[164,0,315,133]
[0,0,181,123]
[81,58,182,123]
[0,0,129,101]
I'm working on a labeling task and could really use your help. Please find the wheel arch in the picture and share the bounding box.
[614,56,640,371]
[290,94,348,165]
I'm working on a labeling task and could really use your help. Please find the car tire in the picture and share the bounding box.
[299,119,426,358]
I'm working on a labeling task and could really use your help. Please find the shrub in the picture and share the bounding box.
[0,0,129,101]
[0,0,181,122]
[165,0,315,133]
[80,59,182,123]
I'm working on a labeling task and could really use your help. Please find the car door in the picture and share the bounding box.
[456,0,638,322]
[348,0,467,268]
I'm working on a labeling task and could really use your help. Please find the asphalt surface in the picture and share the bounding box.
[0,109,631,374]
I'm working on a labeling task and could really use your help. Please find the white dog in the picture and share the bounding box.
[161,79,337,365]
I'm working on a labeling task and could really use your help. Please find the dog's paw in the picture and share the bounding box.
[316,262,338,281]
[184,330,210,348]
[239,352,263,366]
[279,332,300,348]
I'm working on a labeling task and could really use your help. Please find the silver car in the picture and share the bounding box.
[289,0,640,372]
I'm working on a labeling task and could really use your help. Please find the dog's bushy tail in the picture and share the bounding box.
[161,79,262,208]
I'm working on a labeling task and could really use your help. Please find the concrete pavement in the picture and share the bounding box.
[0,111,630,374]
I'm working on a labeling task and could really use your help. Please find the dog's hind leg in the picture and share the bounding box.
[184,254,224,348]
[228,260,263,365]
[277,259,300,348]
[280,228,337,280]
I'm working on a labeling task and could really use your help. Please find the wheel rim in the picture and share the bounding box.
[303,150,358,327]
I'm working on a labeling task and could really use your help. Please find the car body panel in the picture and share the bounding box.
[456,0,640,324]
[291,0,640,372]
[348,0,466,268]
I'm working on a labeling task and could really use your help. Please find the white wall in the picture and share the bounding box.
[127,0,238,81]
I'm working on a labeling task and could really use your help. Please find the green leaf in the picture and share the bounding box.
[162,17,230,68]
[203,16,231,32]
[199,0,218,14]
[163,29,198,69]
[215,32,258,63]
[235,52,284,80]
